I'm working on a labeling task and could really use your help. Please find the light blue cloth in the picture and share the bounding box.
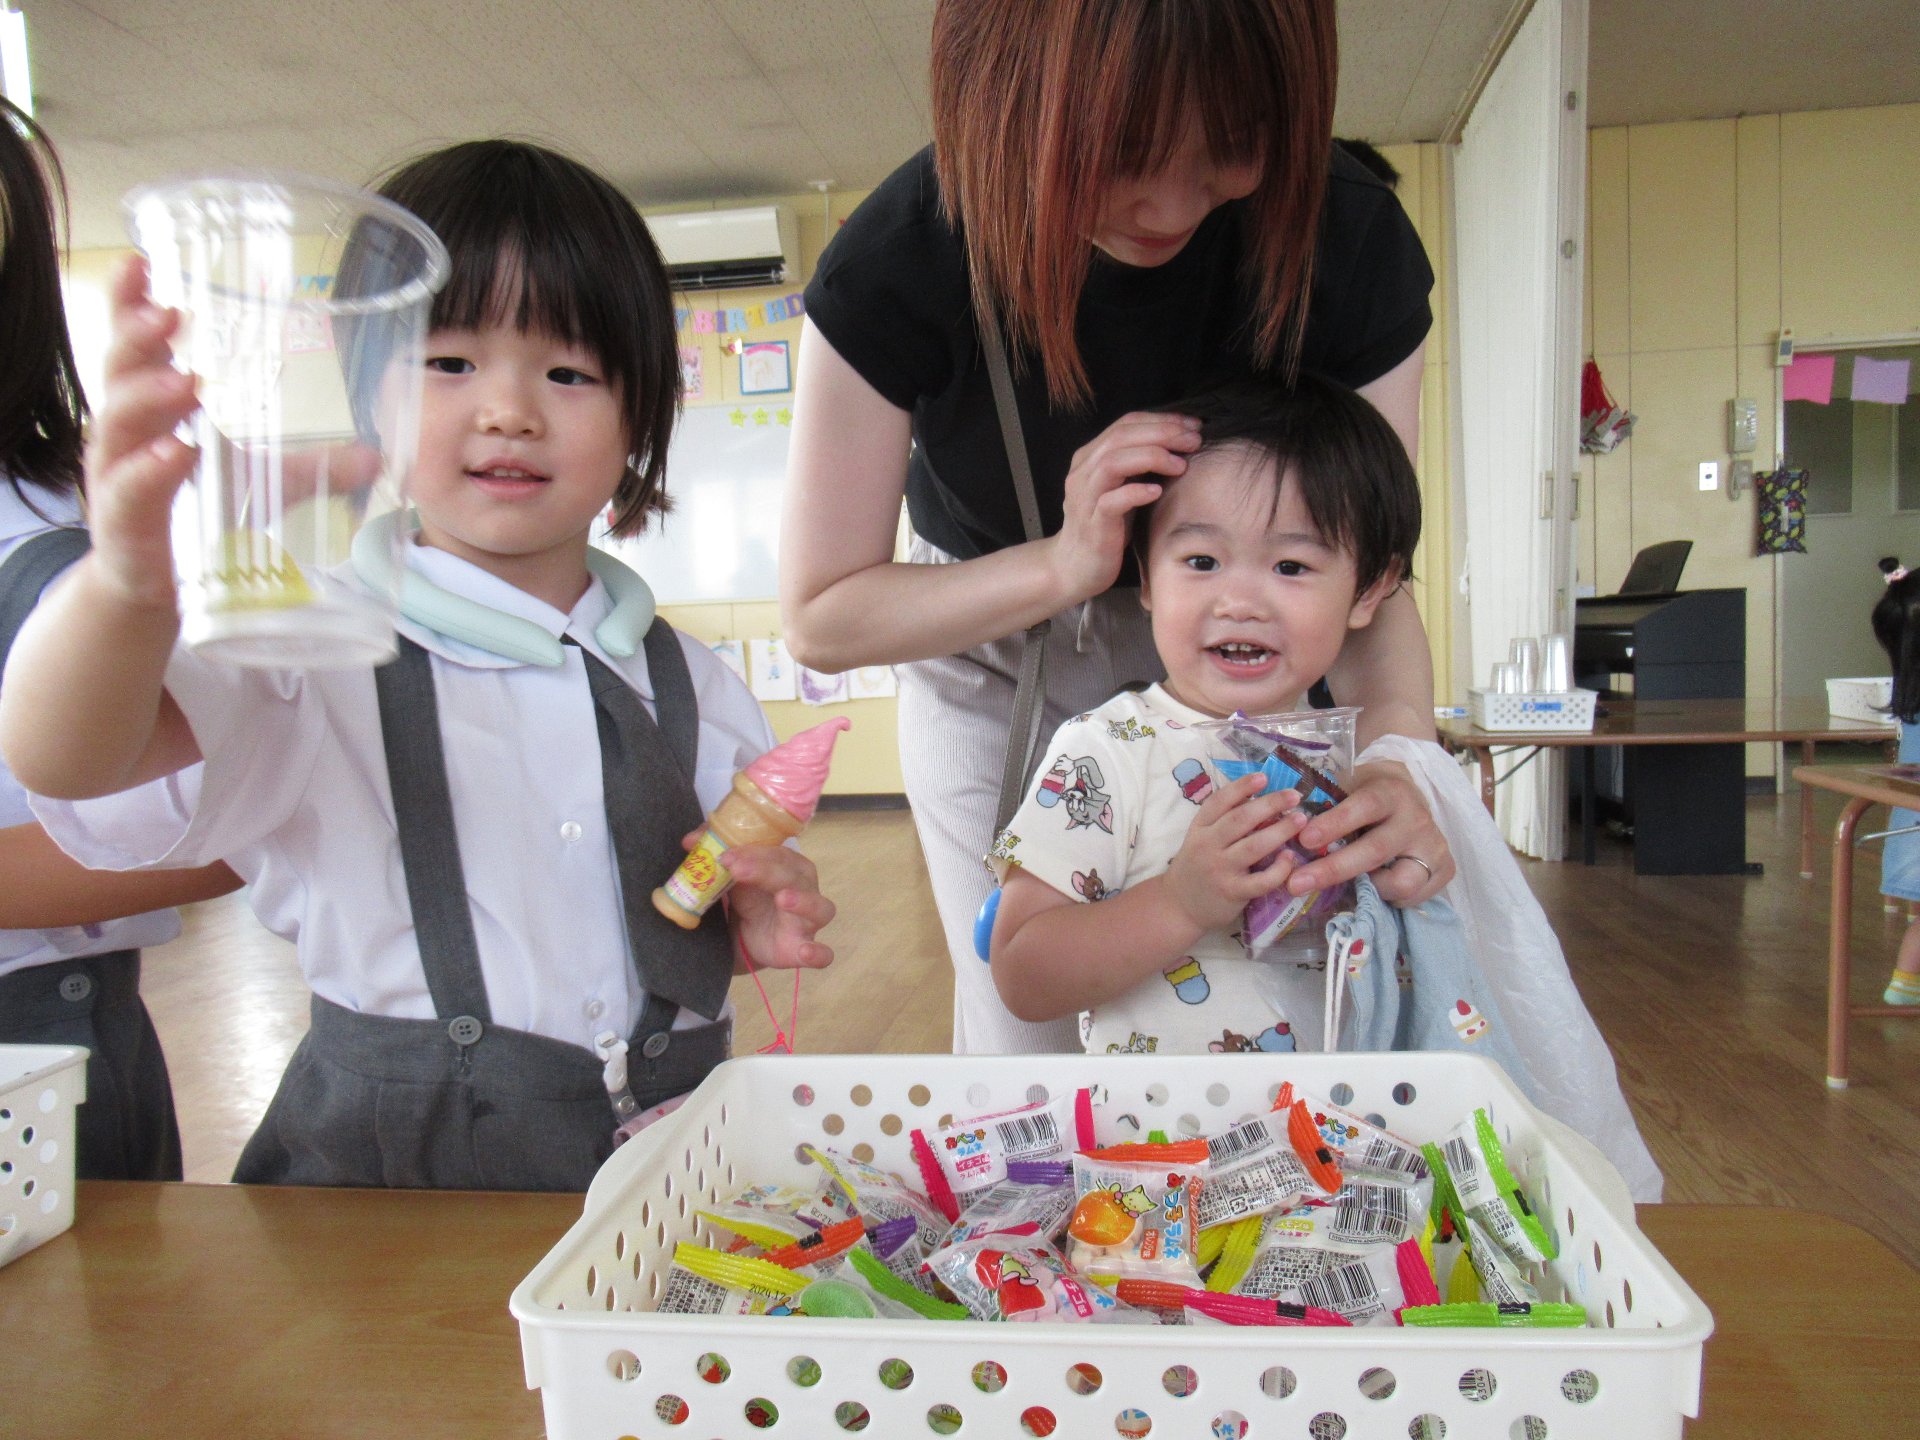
[1328,875,1541,1106]
[1881,720,1920,902]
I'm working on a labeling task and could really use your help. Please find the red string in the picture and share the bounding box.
[731,914,801,1055]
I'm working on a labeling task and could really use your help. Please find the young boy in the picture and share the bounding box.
[0,141,834,1190]
[987,374,1419,1054]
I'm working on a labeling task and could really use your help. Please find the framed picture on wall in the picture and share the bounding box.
[740,340,791,396]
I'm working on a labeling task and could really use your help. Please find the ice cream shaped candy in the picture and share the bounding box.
[653,717,850,928]
[1451,999,1489,1043]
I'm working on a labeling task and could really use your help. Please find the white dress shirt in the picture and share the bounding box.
[2,479,180,978]
[31,541,774,1051]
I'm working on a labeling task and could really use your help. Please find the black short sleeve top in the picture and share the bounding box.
[803,145,1434,580]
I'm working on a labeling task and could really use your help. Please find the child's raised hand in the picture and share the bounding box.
[84,254,202,611]
[1164,773,1311,935]
[1289,759,1455,905]
[708,838,837,971]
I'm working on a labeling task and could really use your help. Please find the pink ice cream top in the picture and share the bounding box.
[743,717,851,825]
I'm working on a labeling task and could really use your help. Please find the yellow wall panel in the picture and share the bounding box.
[1627,121,1739,354]
[1733,116,1781,367]
[1781,106,1920,341]
[1587,128,1631,357]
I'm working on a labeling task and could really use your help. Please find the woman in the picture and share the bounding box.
[781,0,1454,1053]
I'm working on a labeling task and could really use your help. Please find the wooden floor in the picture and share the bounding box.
[144,775,1920,1264]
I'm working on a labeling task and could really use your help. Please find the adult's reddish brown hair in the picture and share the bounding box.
[930,0,1338,409]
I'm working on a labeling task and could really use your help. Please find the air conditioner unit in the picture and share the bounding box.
[643,205,797,292]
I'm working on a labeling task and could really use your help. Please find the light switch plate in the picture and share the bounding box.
[1699,461,1721,491]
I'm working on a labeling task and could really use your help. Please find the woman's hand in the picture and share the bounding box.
[712,840,837,971]
[1288,759,1454,905]
[1044,410,1201,604]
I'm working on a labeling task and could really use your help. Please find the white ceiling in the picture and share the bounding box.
[15,0,1920,251]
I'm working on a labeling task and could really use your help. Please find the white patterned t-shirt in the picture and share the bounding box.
[989,685,1327,1056]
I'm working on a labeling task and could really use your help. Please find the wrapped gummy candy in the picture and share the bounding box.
[935,1161,1076,1252]
[1274,1082,1430,1183]
[1270,1236,1441,1328]
[1067,1140,1208,1283]
[924,1233,1144,1324]
[1424,1109,1557,1264]
[910,1088,1094,1221]
[1193,1101,1341,1229]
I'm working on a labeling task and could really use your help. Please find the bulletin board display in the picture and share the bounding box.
[596,405,790,602]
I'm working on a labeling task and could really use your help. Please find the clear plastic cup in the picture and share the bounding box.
[1509,637,1540,692]
[1193,707,1360,961]
[124,173,450,669]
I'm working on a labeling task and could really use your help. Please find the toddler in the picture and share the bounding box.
[988,375,1663,1200]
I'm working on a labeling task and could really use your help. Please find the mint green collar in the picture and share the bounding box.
[350,510,656,666]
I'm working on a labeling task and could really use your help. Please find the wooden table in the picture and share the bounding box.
[1792,763,1920,1088]
[1441,698,1894,873]
[2,1184,1914,1437]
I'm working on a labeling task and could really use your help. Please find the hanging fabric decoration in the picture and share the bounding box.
[1579,359,1635,454]
[1755,468,1809,555]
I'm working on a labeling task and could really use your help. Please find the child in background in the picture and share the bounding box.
[989,375,1662,1199]
[0,96,240,1180]
[1872,556,1920,1005]
[0,140,835,1190]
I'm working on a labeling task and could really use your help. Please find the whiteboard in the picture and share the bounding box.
[596,405,790,602]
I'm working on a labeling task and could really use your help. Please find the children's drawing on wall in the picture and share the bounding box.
[740,340,791,396]
[749,637,798,702]
[798,666,849,706]
[710,639,746,684]
[848,665,898,700]
[679,345,705,402]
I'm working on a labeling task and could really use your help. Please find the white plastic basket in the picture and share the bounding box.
[1825,675,1891,725]
[512,1054,1711,1440]
[1469,688,1598,733]
[0,1043,86,1268]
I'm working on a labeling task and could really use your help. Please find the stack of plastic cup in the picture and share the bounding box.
[125,172,449,669]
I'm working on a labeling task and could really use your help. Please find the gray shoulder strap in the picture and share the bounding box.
[0,527,90,676]
[977,307,1053,836]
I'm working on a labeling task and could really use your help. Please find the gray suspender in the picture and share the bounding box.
[977,309,1053,835]
[0,527,90,675]
[373,619,720,1042]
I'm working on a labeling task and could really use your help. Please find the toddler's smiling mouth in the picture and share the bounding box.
[1210,642,1273,666]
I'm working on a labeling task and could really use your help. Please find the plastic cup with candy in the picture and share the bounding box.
[1192,707,1361,960]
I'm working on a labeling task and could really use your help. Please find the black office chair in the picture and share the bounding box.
[1616,540,1692,597]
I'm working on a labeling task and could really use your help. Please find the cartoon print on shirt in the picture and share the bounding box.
[990,831,1020,865]
[1209,1029,1256,1054]
[1172,757,1213,804]
[1072,869,1111,902]
[1035,753,1114,833]
[1163,958,1210,1004]
[1106,716,1155,743]
[1254,1022,1296,1052]
[1105,1031,1159,1054]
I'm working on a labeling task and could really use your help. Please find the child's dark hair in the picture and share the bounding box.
[1133,373,1421,597]
[0,98,88,504]
[1872,557,1920,722]
[339,140,680,538]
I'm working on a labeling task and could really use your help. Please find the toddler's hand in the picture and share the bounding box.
[1165,774,1311,935]
[84,255,202,612]
[699,835,836,970]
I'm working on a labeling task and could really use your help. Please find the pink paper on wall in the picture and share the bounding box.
[1782,353,1836,404]
[1851,355,1912,405]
